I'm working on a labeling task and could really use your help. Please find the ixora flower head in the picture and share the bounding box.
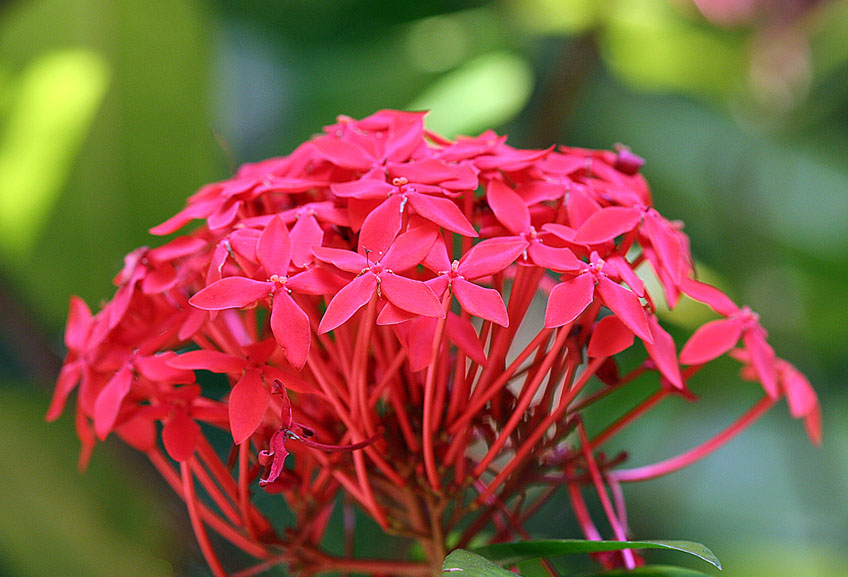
[49,110,820,577]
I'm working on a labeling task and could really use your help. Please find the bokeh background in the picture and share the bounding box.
[1,0,846,576]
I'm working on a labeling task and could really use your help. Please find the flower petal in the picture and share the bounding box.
[257,216,292,274]
[190,277,272,310]
[394,317,438,371]
[168,350,247,373]
[162,408,201,462]
[527,243,582,272]
[134,353,195,383]
[65,296,93,352]
[453,278,509,326]
[566,186,601,229]
[286,266,348,295]
[446,313,487,365]
[407,193,477,236]
[643,210,685,283]
[486,179,530,235]
[596,277,653,343]
[458,237,527,279]
[313,137,374,170]
[383,221,439,272]
[782,363,818,420]
[359,195,404,258]
[587,315,634,358]
[606,255,645,297]
[376,301,417,325]
[93,365,133,440]
[743,327,778,398]
[312,247,367,274]
[380,274,445,317]
[116,415,157,452]
[679,318,744,365]
[389,157,475,187]
[147,235,208,264]
[680,278,740,317]
[574,206,642,244]
[319,273,378,333]
[229,368,270,445]
[208,198,241,230]
[643,315,684,389]
[331,179,394,199]
[141,263,178,294]
[46,361,82,422]
[803,406,822,446]
[290,214,324,268]
[271,292,311,370]
[544,273,595,328]
[517,181,565,204]
[421,237,452,273]
[382,111,425,161]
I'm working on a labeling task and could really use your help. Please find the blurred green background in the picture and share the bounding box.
[1,0,846,575]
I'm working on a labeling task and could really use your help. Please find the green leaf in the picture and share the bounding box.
[472,540,721,570]
[442,549,523,577]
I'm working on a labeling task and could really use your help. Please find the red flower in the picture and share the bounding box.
[48,110,818,577]
[545,251,654,343]
[422,236,526,326]
[190,216,338,369]
[680,304,778,397]
[313,222,444,332]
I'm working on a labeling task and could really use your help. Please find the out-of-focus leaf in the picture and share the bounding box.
[810,0,848,79]
[602,0,745,96]
[584,565,718,577]
[472,539,721,570]
[408,51,533,137]
[508,0,607,35]
[405,12,473,73]
[0,49,109,261]
[0,388,174,577]
[0,0,217,327]
[570,74,848,261]
[442,549,521,577]
[213,0,490,45]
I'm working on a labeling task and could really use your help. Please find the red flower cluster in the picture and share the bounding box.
[49,110,820,577]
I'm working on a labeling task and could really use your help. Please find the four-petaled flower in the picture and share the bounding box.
[545,250,654,344]
[422,236,527,326]
[313,222,445,332]
[190,216,339,369]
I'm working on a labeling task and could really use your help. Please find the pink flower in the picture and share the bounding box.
[313,222,444,332]
[48,110,818,577]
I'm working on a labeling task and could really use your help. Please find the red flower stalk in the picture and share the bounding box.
[49,110,819,577]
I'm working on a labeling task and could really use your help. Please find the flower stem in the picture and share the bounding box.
[148,449,272,559]
[476,356,606,503]
[181,459,232,577]
[423,292,451,492]
[473,326,571,477]
[611,395,776,482]
[577,419,636,569]
[589,389,669,450]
